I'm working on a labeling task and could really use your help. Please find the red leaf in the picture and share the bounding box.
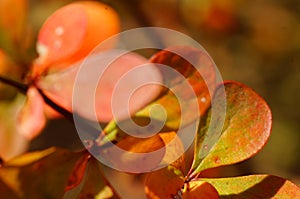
[65,152,91,191]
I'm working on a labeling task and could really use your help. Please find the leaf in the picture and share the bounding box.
[5,147,54,166]
[136,46,216,130]
[17,86,46,140]
[97,134,166,173]
[159,131,186,173]
[191,81,272,176]
[37,52,163,123]
[33,1,120,75]
[203,175,300,198]
[100,46,216,147]
[145,166,185,199]
[64,158,115,199]
[78,159,114,199]
[0,95,28,160]
[182,180,219,199]
[65,152,91,191]
[0,147,87,199]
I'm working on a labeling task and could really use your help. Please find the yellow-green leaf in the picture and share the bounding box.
[191,81,272,176]
[203,175,300,198]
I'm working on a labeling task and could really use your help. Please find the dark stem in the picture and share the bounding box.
[0,75,28,93]
[37,88,74,123]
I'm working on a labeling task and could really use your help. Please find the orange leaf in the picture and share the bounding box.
[99,134,166,173]
[34,1,120,75]
[183,180,219,199]
[136,46,216,130]
[145,166,185,199]
[159,131,186,173]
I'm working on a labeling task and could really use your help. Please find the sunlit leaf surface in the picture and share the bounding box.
[203,175,300,199]
[191,81,272,176]
[34,1,120,75]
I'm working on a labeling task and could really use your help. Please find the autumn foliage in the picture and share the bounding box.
[0,1,299,199]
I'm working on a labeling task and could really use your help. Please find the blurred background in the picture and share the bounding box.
[1,0,299,193]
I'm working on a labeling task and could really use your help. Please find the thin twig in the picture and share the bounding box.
[0,75,28,93]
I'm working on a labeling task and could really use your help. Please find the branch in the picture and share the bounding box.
[0,75,28,93]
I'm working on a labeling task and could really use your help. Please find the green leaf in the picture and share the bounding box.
[0,147,87,199]
[191,81,272,176]
[202,175,300,198]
